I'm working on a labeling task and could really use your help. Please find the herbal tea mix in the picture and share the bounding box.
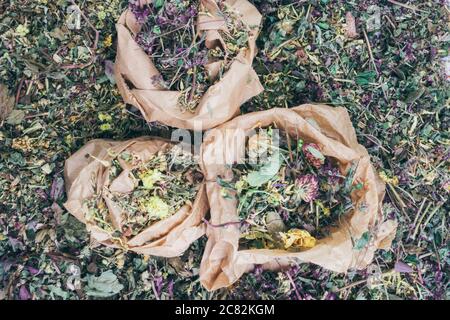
[130,0,253,112]
[115,0,263,130]
[226,126,358,251]
[199,106,397,290]
[64,138,208,257]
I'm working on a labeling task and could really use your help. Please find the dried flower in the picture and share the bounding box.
[15,24,29,37]
[129,0,150,24]
[302,143,325,169]
[139,196,170,220]
[320,163,342,187]
[139,169,162,189]
[103,35,113,47]
[248,130,272,163]
[280,229,316,249]
[379,171,399,186]
[293,174,319,203]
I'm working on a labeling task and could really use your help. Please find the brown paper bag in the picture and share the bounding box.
[64,137,208,257]
[199,104,398,290]
[114,0,264,131]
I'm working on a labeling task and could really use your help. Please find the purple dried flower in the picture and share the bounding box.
[154,276,164,297]
[294,174,319,203]
[129,0,150,24]
[50,176,64,201]
[394,261,413,273]
[320,163,341,187]
[19,285,31,300]
[155,16,169,26]
[136,32,156,55]
[278,208,289,221]
[323,292,337,300]
[253,265,263,279]
[185,50,208,69]
[27,266,40,276]
[35,188,47,200]
[272,182,286,188]
[167,279,174,299]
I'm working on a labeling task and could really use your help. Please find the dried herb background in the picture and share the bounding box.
[0,0,448,300]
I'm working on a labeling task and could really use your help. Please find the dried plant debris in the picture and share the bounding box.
[0,84,15,123]
[220,127,355,251]
[84,144,203,242]
[131,0,253,112]
[0,0,448,300]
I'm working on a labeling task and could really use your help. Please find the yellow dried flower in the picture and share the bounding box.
[15,24,29,37]
[99,123,112,131]
[139,196,170,220]
[280,229,316,250]
[103,34,113,47]
[139,169,162,190]
[12,137,32,152]
[235,178,246,193]
[379,171,399,186]
[315,200,330,217]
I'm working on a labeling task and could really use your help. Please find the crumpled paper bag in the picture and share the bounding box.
[199,104,398,290]
[64,137,208,257]
[114,0,263,130]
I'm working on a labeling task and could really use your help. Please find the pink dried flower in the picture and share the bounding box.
[302,143,325,169]
[294,174,319,203]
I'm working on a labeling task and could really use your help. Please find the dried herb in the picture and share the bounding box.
[222,127,355,251]
[85,145,203,243]
[131,0,253,112]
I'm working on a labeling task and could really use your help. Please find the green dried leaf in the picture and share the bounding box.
[47,285,70,299]
[246,152,282,187]
[355,71,377,86]
[305,145,325,161]
[354,231,371,250]
[85,270,124,298]
[154,0,164,9]
[6,110,25,125]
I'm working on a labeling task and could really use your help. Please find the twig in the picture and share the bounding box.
[188,67,197,103]
[62,1,99,70]
[335,279,367,292]
[15,78,25,106]
[24,112,50,120]
[362,28,379,76]
[285,131,294,162]
[419,202,443,237]
[387,0,428,13]
[285,271,302,300]
[151,280,160,300]
[357,133,391,153]
[410,199,426,235]
[411,202,441,240]
[387,183,407,209]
